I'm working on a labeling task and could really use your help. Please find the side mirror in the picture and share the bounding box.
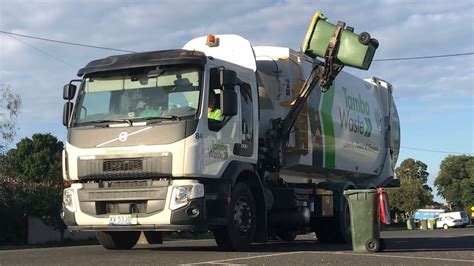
[63,102,74,127]
[221,89,237,116]
[209,68,220,90]
[209,68,238,89]
[63,84,77,100]
[221,69,237,88]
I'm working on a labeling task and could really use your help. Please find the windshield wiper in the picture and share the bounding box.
[77,119,133,127]
[133,115,181,123]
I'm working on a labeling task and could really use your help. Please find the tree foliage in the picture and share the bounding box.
[2,133,63,183]
[434,155,474,209]
[387,178,433,218]
[395,158,429,183]
[0,84,22,153]
[0,133,65,244]
[387,158,433,218]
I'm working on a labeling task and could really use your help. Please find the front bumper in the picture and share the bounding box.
[62,180,229,232]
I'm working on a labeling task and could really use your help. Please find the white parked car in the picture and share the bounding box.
[435,211,470,229]
[439,211,470,227]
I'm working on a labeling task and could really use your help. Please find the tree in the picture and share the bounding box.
[395,158,429,183]
[387,158,433,219]
[435,155,474,209]
[0,84,22,153]
[0,133,65,242]
[387,178,433,219]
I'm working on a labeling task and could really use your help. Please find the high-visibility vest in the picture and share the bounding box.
[208,109,223,121]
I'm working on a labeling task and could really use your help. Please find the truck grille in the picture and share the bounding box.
[85,190,163,201]
[106,180,150,188]
[103,159,142,172]
[77,154,172,180]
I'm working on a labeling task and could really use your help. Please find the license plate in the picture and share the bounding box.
[108,215,133,225]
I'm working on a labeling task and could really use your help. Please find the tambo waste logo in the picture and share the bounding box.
[339,87,372,137]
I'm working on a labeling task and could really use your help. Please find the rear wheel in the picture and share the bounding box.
[314,218,335,243]
[443,224,449,230]
[96,231,140,250]
[213,182,256,251]
[314,191,351,244]
[336,195,352,243]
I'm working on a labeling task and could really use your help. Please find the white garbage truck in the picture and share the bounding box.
[61,12,400,250]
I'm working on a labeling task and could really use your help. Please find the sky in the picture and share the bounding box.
[0,0,473,202]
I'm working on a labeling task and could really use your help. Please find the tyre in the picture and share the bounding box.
[314,218,334,243]
[144,231,163,244]
[213,182,256,251]
[365,238,380,253]
[332,194,352,243]
[443,224,449,230]
[276,230,298,242]
[358,32,371,45]
[96,231,140,250]
[314,193,351,244]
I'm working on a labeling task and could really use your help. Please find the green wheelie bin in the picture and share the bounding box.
[344,189,384,252]
[427,218,436,230]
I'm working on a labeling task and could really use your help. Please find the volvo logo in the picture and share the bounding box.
[96,127,152,148]
[118,132,128,142]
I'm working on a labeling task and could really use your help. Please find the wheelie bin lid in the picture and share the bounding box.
[343,189,377,196]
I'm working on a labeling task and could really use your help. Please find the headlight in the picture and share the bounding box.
[170,184,204,210]
[63,188,76,213]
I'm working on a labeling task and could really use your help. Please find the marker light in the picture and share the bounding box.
[206,34,219,47]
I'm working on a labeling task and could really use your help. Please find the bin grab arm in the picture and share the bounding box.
[262,22,345,171]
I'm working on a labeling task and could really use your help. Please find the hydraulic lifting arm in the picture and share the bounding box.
[262,22,346,171]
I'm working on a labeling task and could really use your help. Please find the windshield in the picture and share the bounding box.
[72,67,201,127]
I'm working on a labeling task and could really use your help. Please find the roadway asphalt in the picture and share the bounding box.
[0,227,473,265]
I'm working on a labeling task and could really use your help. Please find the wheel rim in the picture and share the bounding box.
[233,196,252,236]
[367,241,376,250]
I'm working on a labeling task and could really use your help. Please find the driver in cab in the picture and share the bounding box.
[208,89,223,121]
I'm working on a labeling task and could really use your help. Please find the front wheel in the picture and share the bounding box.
[96,231,140,250]
[144,231,163,244]
[443,224,449,230]
[213,182,256,251]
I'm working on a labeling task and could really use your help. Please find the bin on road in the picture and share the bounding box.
[406,219,415,230]
[427,218,435,230]
[420,219,428,230]
[344,189,383,253]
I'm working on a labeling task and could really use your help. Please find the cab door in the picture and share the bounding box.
[202,66,241,176]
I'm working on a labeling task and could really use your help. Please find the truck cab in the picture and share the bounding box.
[62,36,265,250]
